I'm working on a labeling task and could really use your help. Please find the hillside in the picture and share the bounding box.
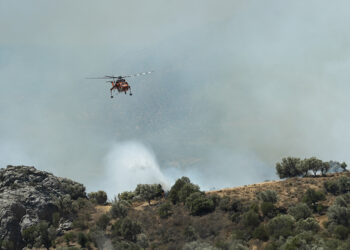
[2,165,350,249]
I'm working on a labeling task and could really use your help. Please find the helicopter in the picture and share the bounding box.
[87,71,153,98]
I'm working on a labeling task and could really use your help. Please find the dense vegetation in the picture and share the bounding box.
[7,157,350,250]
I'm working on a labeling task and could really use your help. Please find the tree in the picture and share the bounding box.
[135,184,164,205]
[168,177,191,204]
[320,161,331,176]
[303,157,323,177]
[276,157,301,178]
[341,162,347,172]
[178,183,200,203]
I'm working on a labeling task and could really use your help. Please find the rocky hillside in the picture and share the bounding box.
[2,165,350,249]
[0,165,86,249]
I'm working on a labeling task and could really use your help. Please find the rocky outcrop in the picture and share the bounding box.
[0,165,86,248]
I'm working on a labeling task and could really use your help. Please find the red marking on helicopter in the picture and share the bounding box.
[87,71,153,98]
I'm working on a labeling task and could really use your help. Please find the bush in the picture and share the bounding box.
[136,233,149,249]
[185,192,215,216]
[257,190,278,203]
[111,217,141,242]
[295,218,320,233]
[135,184,164,205]
[327,205,350,226]
[208,194,221,208]
[338,176,350,193]
[333,225,349,240]
[324,180,340,195]
[60,178,86,199]
[96,214,110,230]
[242,209,260,228]
[287,203,312,221]
[267,214,295,239]
[118,191,135,201]
[158,201,173,218]
[260,202,277,218]
[279,231,320,250]
[184,225,197,242]
[302,188,325,211]
[110,200,129,219]
[63,232,76,246]
[168,176,191,204]
[88,191,107,205]
[77,232,88,248]
[22,221,56,249]
[253,223,269,241]
[183,241,220,250]
[219,196,242,212]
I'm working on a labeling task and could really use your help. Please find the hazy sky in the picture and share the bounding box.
[1,0,350,196]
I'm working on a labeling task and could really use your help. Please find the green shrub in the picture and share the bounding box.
[219,196,242,212]
[261,202,277,218]
[77,232,88,248]
[118,191,135,201]
[333,225,349,240]
[60,178,86,199]
[111,217,141,242]
[324,180,340,195]
[257,190,278,203]
[302,188,325,211]
[338,176,350,193]
[295,218,320,233]
[136,233,149,249]
[253,223,269,241]
[208,194,221,208]
[287,203,312,221]
[88,190,108,205]
[110,200,129,219]
[64,232,76,246]
[184,225,197,242]
[96,213,110,230]
[280,231,320,250]
[22,221,56,249]
[267,214,295,239]
[158,201,173,218]
[242,209,260,228]
[185,192,215,216]
[327,205,350,226]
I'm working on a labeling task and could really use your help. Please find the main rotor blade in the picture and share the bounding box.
[86,77,111,79]
[123,71,153,78]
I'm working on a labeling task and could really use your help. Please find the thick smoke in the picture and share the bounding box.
[1,1,350,195]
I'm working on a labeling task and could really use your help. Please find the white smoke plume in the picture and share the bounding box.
[102,141,170,198]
